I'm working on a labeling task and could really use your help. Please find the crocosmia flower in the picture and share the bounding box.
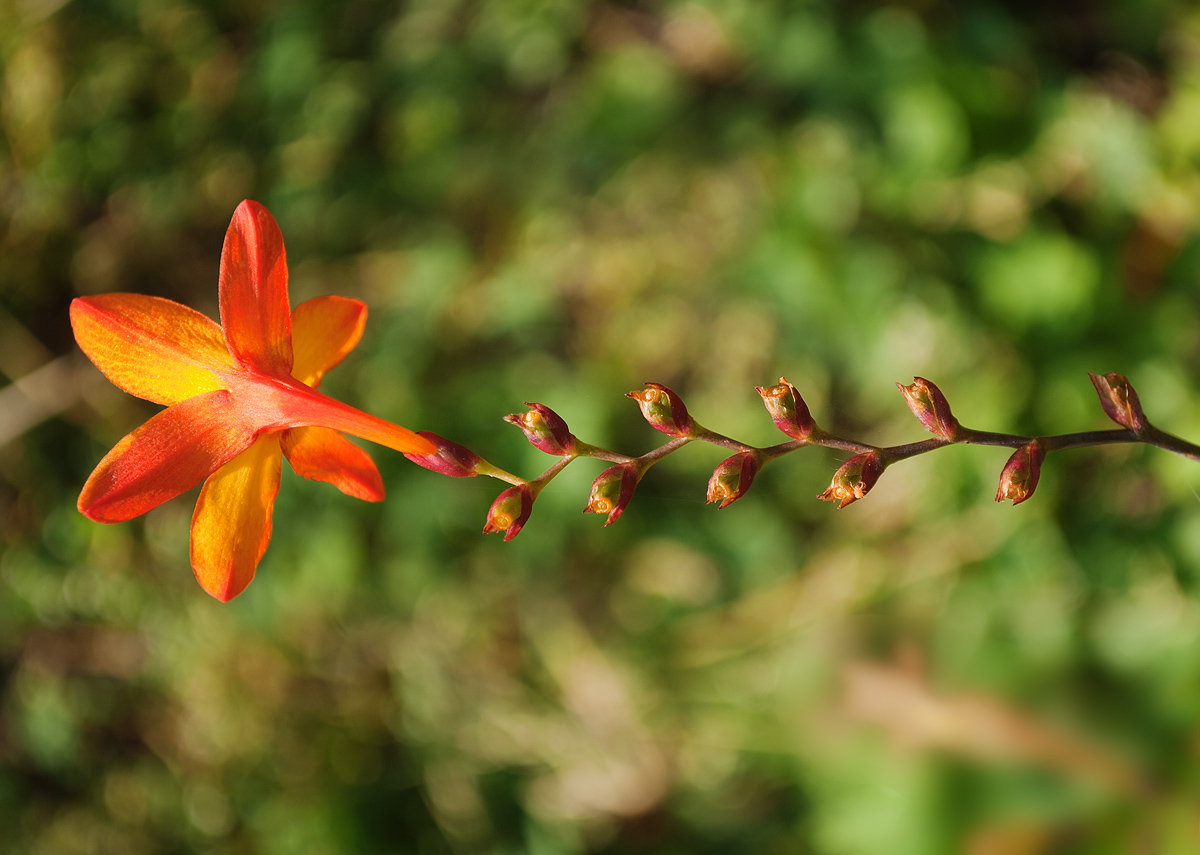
[71,200,435,601]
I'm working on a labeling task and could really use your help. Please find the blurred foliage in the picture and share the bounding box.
[4,0,1200,852]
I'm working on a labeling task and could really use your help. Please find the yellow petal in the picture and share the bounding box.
[281,426,384,501]
[190,434,282,602]
[290,296,367,388]
[71,294,235,405]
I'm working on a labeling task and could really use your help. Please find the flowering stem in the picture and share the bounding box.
[472,372,1200,539]
[691,425,753,452]
[759,440,807,462]
[1140,425,1200,462]
[572,441,635,464]
[636,436,693,469]
[529,455,575,496]
[474,460,527,486]
[877,437,949,463]
[807,430,877,455]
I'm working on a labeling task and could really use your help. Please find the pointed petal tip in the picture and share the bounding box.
[220,198,293,376]
[281,426,386,501]
[196,570,250,602]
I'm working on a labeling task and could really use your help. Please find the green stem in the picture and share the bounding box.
[473,460,527,486]
[690,424,753,452]
[573,441,636,464]
[529,455,575,496]
[636,437,692,473]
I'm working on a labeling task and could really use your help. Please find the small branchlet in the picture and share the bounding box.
[447,373,1200,541]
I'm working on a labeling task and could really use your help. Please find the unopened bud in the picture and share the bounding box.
[995,441,1045,506]
[817,451,885,509]
[755,377,815,440]
[897,377,960,441]
[626,382,695,437]
[483,484,535,541]
[405,431,484,477]
[504,402,577,456]
[1088,372,1146,432]
[584,463,641,526]
[706,451,763,509]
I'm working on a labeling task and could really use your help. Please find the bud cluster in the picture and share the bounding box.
[404,371,1188,542]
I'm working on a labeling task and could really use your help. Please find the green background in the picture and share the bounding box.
[4,0,1200,851]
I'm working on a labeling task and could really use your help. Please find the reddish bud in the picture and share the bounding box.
[1088,372,1146,432]
[706,451,763,509]
[995,441,1046,506]
[504,402,577,456]
[584,463,641,526]
[756,377,815,440]
[897,377,960,441]
[817,451,885,509]
[483,484,535,541]
[404,431,484,477]
[626,382,695,437]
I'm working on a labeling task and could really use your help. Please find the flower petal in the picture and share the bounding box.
[291,296,367,388]
[231,373,436,455]
[190,434,282,602]
[78,390,258,522]
[70,294,234,405]
[281,426,384,501]
[219,200,294,376]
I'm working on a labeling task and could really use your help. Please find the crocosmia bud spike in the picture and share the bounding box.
[817,451,885,509]
[503,403,577,456]
[755,377,815,440]
[995,440,1046,506]
[584,463,640,526]
[706,451,763,509]
[626,382,695,437]
[1088,372,1147,433]
[897,377,960,441]
[483,484,535,541]
[404,431,485,478]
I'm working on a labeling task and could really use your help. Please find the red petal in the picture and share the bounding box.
[71,294,234,405]
[219,200,294,376]
[190,434,282,602]
[78,390,258,522]
[291,296,367,388]
[281,426,384,501]
[227,373,436,455]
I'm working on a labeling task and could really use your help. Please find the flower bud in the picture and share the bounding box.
[994,441,1046,506]
[483,484,535,541]
[404,431,484,477]
[897,377,960,441]
[503,402,577,456]
[584,463,640,526]
[626,382,694,437]
[817,451,885,509]
[1088,372,1146,432]
[755,377,815,440]
[706,451,763,509]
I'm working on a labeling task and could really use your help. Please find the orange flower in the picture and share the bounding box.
[71,200,435,601]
